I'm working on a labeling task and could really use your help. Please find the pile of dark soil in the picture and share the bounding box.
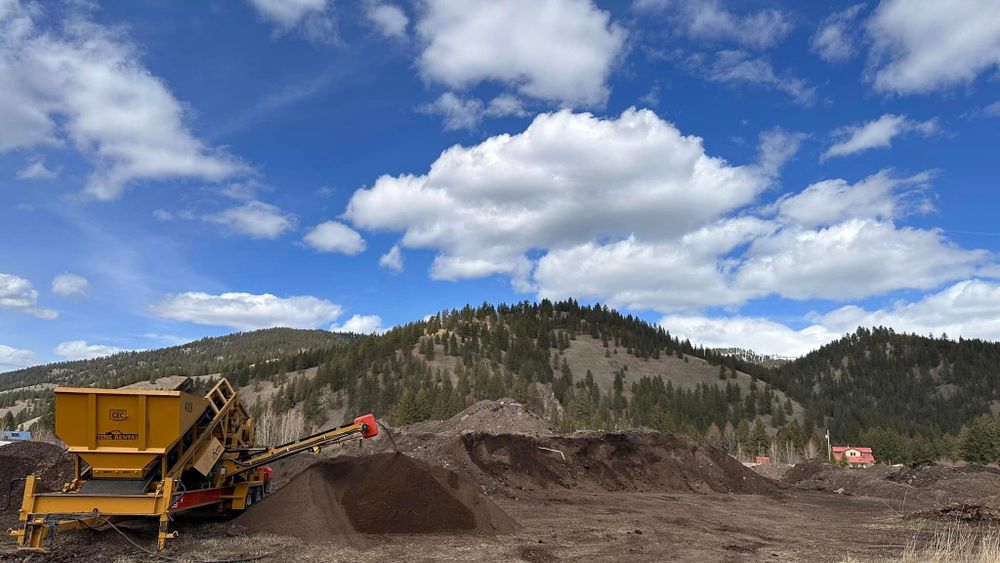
[782,459,835,486]
[461,432,776,495]
[782,459,912,501]
[0,441,73,491]
[908,503,1000,523]
[750,462,793,481]
[404,399,555,436]
[783,459,1000,511]
[233,453,517,541]
[889,463,1000,488]
[0,441,73,532]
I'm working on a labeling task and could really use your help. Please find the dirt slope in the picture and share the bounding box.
[234,453,518,541]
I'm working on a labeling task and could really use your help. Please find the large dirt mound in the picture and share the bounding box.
[783,459,911,499]
[0,441,74,530]
[784,460,1000,510]
[461,432,776,495]
[782,459,836,486]
[234,453,518,541]
[404,399,555,436]
[0,440,73,490]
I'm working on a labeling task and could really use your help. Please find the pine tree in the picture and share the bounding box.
[413,387,432,422]
[2,411,14,430]
[569,391,594,430]
[512,375,530,404]
[735,419,750,449]
[959,414,1000,464]
[393,389,418,425]
[772,405,787,427]
[750,419,769,456]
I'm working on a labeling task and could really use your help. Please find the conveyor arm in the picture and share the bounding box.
[229,414,378,475]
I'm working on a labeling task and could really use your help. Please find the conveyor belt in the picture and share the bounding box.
[78,478,150,495]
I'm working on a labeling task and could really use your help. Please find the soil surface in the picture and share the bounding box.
[5,402,1000,562]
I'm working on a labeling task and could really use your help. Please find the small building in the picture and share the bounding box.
[832,446,875,468]
[1,430,32,441]
[754,455,771,465]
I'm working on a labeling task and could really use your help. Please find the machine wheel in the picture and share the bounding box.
[244,490,253,508]
[264,481,272,495]
[254,486,264,503]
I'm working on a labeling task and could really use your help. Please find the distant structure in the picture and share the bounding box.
[831,446,875,468]
[2,430,32,441]
[753,455,771,465]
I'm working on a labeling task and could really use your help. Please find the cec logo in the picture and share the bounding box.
[110,409,128,421]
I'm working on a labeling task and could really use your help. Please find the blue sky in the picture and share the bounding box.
[1,0,998,369]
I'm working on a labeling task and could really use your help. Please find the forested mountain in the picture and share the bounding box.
[764,327,1000,439]
[2,301,802,449]
[0,328,353,392]
[5,303,1000,466]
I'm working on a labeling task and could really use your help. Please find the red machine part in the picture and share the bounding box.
[353,414,379,438]
[258,466,273,482]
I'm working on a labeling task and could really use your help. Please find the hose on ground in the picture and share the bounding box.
[0,478,25,511]
[84,514,285,563]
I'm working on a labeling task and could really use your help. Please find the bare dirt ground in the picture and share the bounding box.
[2,403,996,562]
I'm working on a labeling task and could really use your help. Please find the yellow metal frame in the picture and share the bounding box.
[8,377,377,552]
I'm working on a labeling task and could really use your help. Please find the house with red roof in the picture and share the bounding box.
[832,446,876,468]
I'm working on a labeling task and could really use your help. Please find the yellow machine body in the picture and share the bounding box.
[9,377,378,553]
[55,387,208,478]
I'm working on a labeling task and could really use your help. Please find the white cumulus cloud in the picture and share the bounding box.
[345,108,770,282]
[866,0,1000,94]
[695,50,816,105]
[416,0,626,107]
[660,315,840,358]
[664,279,1000,357]
[420,92,485,131]
[331,314,385,334]
[52,273,89,297]
[343,108,996,317]
[636,0,793,50]
[775,170,932,228]
[55,340,126,361]
[150,291,344,331]
[379,244,404,273]
[0,344,38,371]
[365,1,408,38]
[811,4,866,63]
[246,0,335,41]
[205,201,296,239]
[303,221,366,255]
[823,113,939,160]
[735,219,987,301]
[0,273,56,319]
[16,157,57,180]
[0,1,246,199]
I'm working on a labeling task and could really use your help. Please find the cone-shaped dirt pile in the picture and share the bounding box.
[234,453,517,541]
